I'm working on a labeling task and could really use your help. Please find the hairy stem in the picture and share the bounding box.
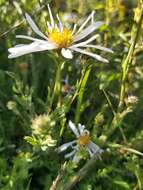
[50,162,67,190]
[49,58,64,109]
[118,6,143,111]
[105,6,143,140]
[58,154,103,190]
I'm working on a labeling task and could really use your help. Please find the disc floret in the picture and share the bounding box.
[77,130,90,146]
[48,28,73,49]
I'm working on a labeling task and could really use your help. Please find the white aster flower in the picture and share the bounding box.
[57,121,103,163]
[8,4,113,62]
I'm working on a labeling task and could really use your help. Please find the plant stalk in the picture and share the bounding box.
[118,7,143,111]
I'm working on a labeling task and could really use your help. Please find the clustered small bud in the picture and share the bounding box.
[95,113,104,126]
[125,95,139,106]
[31,114,55,135]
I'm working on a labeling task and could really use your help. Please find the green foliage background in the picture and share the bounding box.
[0,0,143,189]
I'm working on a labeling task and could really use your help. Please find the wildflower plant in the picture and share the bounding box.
[8,5,113,62]
[1,0,143,190]
[58,121,103,163]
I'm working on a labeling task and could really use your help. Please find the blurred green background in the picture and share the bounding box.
[0,0,143,190]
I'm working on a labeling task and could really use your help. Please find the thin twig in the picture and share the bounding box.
[102,89,127,142]
[49,152,104,190]
[102,89,116,117]
[108,143,143,157]
[62,155,103,190]
[50,162,67,190]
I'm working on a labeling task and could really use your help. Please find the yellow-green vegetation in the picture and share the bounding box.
[0,0,143,190]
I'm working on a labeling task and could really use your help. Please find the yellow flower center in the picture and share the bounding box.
[77,134,90,146]
[48,28,73,49]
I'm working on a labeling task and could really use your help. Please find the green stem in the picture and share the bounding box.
[118,7,143,110]
[57,154,103,190]
[105,7,143,140]
[102,89,116,117]
[102,89,127,142]
[54,62,62,99]
[75,64,92,124]
[59,68,87,136]
[49,58,64,109]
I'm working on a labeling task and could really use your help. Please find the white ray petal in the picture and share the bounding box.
[56,14,63,31]
[8,41,56,58]
[88,141,104,160]
[55,24,60,31]
[61,48,73,59]
[8,53,24,59]
[71,34,99,48]
[87,147,94,157]
[82,45,114,53]
[47,4,55,28]
[78,124,85,135]
[71,144,79,151]
[91,11,95,24]
[16,35,48,42]
[9,42,55,53]
[47,21,52,32]
[57,140,76,153]
[65,149,77,158]
[25,13,48,40]
[88,141,103,154]
[74,21,103,42]
[69,120,79,137]
[76,11,95,34]
[15,44,26,47]
[72,154,80,163]
[88,141,99,153]
[69,47,109,63]
[72,24,77,35]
